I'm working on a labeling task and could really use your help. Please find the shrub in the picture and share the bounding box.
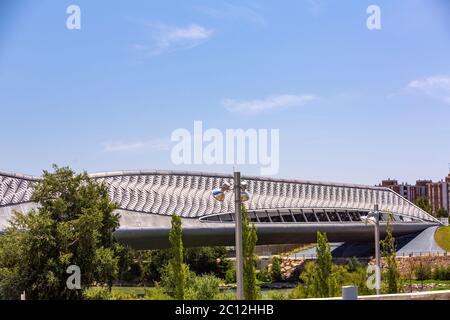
[184,247,231,279]
[432,266,450,280]
[266,290,286,300]
[346,257,362,273]
[83,287,112,300]
[346,266,375,296]
[215,291,236,300]
[225,265,236,284]
[160,263,196,298]
[111,291,138,300]
[270,256,283,282]
[143,285,172,300]
[414,263,432,281]
[186,275,221,300]
[257,267,271,283]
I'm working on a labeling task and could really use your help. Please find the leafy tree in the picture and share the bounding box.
[167,214,186,300]
[289,232,367,299]
[184,246,230,279]
[116,246,147,283]
[225,265,236,284]
[0,166,120,300]
[313,231,333,297]
[270,256,283,282]
[242,204,259,300]
[414,262,432,291]
[380,215,402,294]
[257,266,271,283]
[347,266,375,296]
[415,197,432,214]
[160,263,193,299]
[289,262,315,299]
[346,256,362,273]
[144,250,171,283]
[435,208,448,218]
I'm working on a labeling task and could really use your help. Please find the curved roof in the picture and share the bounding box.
[0,170,439,223]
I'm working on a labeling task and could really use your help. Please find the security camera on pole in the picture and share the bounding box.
[212,172,251,300]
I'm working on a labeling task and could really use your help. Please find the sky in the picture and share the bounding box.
[0,0,449,185]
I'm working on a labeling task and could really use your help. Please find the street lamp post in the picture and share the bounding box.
[373,204,381,295]
[233,172,244,301]
[361,204,381,295]
[211,171,250,300]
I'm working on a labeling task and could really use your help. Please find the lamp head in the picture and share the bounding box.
[360,215,376,225]
[367,216,376,225]
[360,215,368,225]
[212,188,225,202]
[221,182,231,192]
[240,191,251,202]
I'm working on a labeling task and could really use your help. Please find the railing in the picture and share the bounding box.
[300,287,450,300]
[396,251,448,257]
[289,253,317,260]
[288,251,448,260]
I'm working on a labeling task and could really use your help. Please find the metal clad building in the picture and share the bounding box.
[0,170,441,249]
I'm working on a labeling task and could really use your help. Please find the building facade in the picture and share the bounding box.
[381,176,450,216]
[0,170,442,249]
[381,179,429,205]
[446,174,450,214]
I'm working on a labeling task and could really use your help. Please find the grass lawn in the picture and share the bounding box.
[435,226,450,252]
[112,286,148,297]
[409,279,450,285]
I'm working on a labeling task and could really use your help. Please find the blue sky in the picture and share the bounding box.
[0,0,449,185]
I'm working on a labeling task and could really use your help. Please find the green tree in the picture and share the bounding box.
[313,231,333,298]
[167,214,186,299]
[144,249,171,283]
[435,208,448,218]
[184,246,230,279]
[270,256,283,282]
[415,197,432,214]
[225,265,236,284]
[290,231,346,299]
[347,266,375,296]
[0,165,120,300]
[242,204,259,300]
[257,266,271,283]
[380,215,402,294]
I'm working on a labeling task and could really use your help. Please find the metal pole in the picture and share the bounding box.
[374,204,381,295]
[234,171,244,300]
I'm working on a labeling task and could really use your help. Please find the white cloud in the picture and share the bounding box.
[223,94,318,114]
[102,138,170,153]
[135,23,214,56]
[407,76,450,104]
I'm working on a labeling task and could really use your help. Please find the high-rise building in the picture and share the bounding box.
[426,181,447,214]
[379,177,449,216]
[379,179,430,205]
[446,174,450,214]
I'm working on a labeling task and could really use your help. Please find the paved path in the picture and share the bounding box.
[396,226,445,255]
[288,226,446,258]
